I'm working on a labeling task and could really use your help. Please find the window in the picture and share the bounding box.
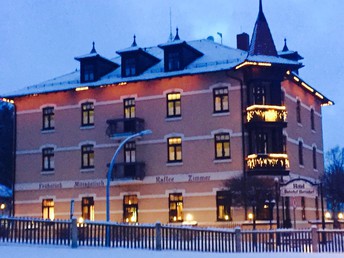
[82,197,94,221]
[213,87,229,113]
[313,146,317,170]
[301,197,306,220]
[253,83,266,105]
[42,148,54,171]
[298,141,304,166]
[167,92,181,118]
[124,142,136,163]
[81,144,94,169]
[124,98,135,118]
[310,109,315,130]
[42,107,54,130]
[168,137,182,163]
[215,133,231,159]
[216,191,231,221]
[296,99,301,124]
[169,193,183,222]
[257,132,268,154]
[123,195,138,223]
[124,58,136,76]
[81,102,94,126]
[167,52,180,71]
[42,199,54,220]
[84,64,94,82]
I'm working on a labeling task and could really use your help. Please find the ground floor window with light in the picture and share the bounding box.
[216,191,232,221]
[42,199,54,220]
[123,195,138,223]
[169,193,183,222]
[81,197,94,221]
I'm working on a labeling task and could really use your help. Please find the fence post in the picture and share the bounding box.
[71,217,78,248]
[235,226,242,252]
[311,225,318,253]
[155,222,162,251]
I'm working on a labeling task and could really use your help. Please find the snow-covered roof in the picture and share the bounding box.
[2,39,250,98]
[0,184,12,198]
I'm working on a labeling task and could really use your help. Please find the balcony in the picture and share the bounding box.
[246,105,287,124]
[106,118,145,137]
[246,153,289,176]
[112,162,145,180]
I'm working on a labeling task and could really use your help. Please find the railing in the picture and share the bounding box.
[112,162,145,180]
[1,217,344,252]
[246,153,290,175]
[106,118,144,137]
[246,105,287,123]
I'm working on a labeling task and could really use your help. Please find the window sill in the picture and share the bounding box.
[166,162,183,167]
[212,112,230,117]
[41,129,55,134]
[165,117,182,122]
[312,129,316,134]
[297,123,303,127]
[299,164,304,168]
[313,169,318,172]
[41,170,55,175]
[80,168,95,173]
[214,159,232,164]
[80,125,95,130]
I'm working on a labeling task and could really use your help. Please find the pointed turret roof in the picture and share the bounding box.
[248,0,277,56]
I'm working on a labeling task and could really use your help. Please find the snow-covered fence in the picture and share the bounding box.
[1,216,344,253]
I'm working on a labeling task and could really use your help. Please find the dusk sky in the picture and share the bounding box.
[0,0,343,152]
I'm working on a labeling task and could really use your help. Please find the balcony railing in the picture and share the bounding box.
[246,105,287,123]
[112,162,145,180]
[246,153,289,175]
[106,118,145,137]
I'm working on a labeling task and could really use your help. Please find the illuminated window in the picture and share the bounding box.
[124,98,135,118]
[81,144,94,169]
[169,193,183,222]
[42,147,54,171]
[124,142,136,163]
[301,197,306,220]
[296,100,301,124]
[298,141,304,166]
[42,199,54,220]
[216,191,231,221]
[123,195,138,223]
[310,109,315,130]
[81,102,94,126]
[124,58,136,77]
[83,64,94,82]
[167,52,181,71]
[215,133,231,159]
[82,197,94,221]
[213,87,229,113]
[168,137,182,163]
[167,92,181,118]
[42,107,54,130]
[313,146,317,170]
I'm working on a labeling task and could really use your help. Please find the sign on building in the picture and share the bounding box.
[280,178,318,198]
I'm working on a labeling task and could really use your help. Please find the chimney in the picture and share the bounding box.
[237,33,249,51]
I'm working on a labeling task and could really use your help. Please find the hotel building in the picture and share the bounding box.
[2,1,333,227]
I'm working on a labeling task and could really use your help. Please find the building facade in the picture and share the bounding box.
[2,2,333,227]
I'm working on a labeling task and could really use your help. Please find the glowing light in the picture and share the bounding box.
[257,62,272,67]
[118,82,127,86]
[286,70,291,75]
[224,215,229,221]
[248,213,254,220]
[325,211,331,219]
[321,101,334,107]
[301,82,314,93]
[338,213,343,220]
[75,86,89,92]
[235,61,272,70]
[246,153,290,170]
[315,92,324,99]
[246,105,287,123]
[293,76,300,82]
[1,98,14,104]
[78,217,84,224]
[186,213,193,222]
[0,203,5,210]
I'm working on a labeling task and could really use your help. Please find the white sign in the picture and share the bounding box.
[280,179,318,198]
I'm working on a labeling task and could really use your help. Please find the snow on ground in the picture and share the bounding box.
[0,243,343,258]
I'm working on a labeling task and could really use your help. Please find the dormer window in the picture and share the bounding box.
[84,64,95,82]
[124,58,136,77]
[168,52,181,71]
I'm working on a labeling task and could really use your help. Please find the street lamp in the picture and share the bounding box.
[105,129,152,222]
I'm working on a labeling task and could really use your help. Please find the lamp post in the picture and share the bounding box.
[106,129,152,222]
